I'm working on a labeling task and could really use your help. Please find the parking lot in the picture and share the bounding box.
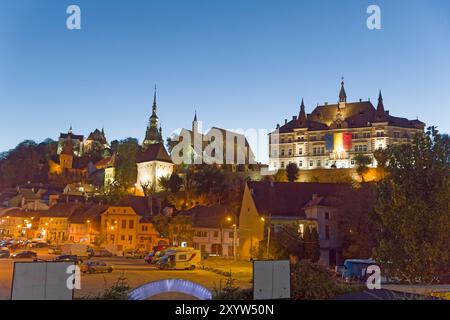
[0,248,252,300]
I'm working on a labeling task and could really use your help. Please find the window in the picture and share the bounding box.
[298,148,303,155]
[281,162,285,168]
[394,132,400,138]
[121,220,126,229]
[129,220,134,229]
[325,226,330,240]
[179,254,187,260]
[325,212,330,220]
[379,144,383,150]
[213,231,219,238]
[299,160,303,167]
[313,147,317,155]
[317,160,321,167]
[229,231,234,239]
[288,149,292,156]
[281,149,285,156]
[128,235,133,242]
[110,235,115,241]
[309,160,313,167]
[121,235,125,241]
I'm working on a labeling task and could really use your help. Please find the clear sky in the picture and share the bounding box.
[1,0,449,163]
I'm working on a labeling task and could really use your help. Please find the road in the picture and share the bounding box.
[0,250,252,300]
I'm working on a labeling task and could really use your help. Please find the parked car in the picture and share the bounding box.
[29,242,48,248]
[123,249,145,259]
[93,249,113,257]
[54,255,83,264]
[79,261,114,274]
[48,246,62,255]
[11,251,37,259]
[0,248,10,258]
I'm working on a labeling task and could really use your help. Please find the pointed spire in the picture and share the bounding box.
[68,125,73,134]
[339,77,347,103]
[297,99,308,127]
[375,90,387,122]
[377,90,385,112]
[152,84,157,115]
[193,110,197,122]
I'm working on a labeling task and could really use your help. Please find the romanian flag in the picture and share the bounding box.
[324,134,334,150]
[343,132,353,150]
[333,132,343,152]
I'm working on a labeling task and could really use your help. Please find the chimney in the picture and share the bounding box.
[284,119,288,124]
[292,116,297,121]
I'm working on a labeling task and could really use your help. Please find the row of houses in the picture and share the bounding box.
[0,195,237,257]
[1,180,353,265]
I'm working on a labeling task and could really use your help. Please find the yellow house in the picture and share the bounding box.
[0,208,41,239]
[100,196,165,254]
[38,202,84,244]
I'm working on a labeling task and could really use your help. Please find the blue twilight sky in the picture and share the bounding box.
[0,0,449,163]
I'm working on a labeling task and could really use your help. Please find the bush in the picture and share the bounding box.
[290,260,340,300]
[79,276,130,300]
[212,275,252,300]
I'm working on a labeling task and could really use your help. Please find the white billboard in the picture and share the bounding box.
[11,261,75,300]
[253,260,290,300]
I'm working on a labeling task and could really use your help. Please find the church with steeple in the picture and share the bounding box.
[269,79,425,170]
[143,86,164,148]
[136,86,174,193]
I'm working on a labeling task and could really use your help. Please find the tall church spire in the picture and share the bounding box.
[152,84,157,115]
[339,77,347,103]
[143,85,163,148]
[192,110,198,133]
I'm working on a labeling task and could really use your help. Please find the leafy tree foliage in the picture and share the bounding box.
[114,138,140,190]
[353,154,372,182]
[374,128,450,283]
[286,163,299,182]
[0,139,57,188]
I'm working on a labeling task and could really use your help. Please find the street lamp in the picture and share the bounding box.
[226,215,238,261]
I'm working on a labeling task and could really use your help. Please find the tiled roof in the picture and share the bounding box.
[112,196,162,219]
[178,205,232,229]
[247,181,351,218]
[68,204,108,224]
[40,202,84,218]
[137,143,172,164]
[277,100,425,133]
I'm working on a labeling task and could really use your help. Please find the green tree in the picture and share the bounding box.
[374,127,450,284]
[353,154,372,182]
[167,173,183,193]
[114,138,140,190]
[286,163,299,182]
[191,165,226,200]
[304,226,320,262]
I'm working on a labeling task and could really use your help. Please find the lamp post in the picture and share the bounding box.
[226,215,238,261]
[261,214,271,259]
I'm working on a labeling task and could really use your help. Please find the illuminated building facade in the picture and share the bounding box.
[269,81,425,170]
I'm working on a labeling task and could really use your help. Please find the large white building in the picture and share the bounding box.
[136,143,174,192]
[269,81,425,170]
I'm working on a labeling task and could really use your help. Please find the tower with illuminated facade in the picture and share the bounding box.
[268,80,425,170]
[143,86,164,149]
